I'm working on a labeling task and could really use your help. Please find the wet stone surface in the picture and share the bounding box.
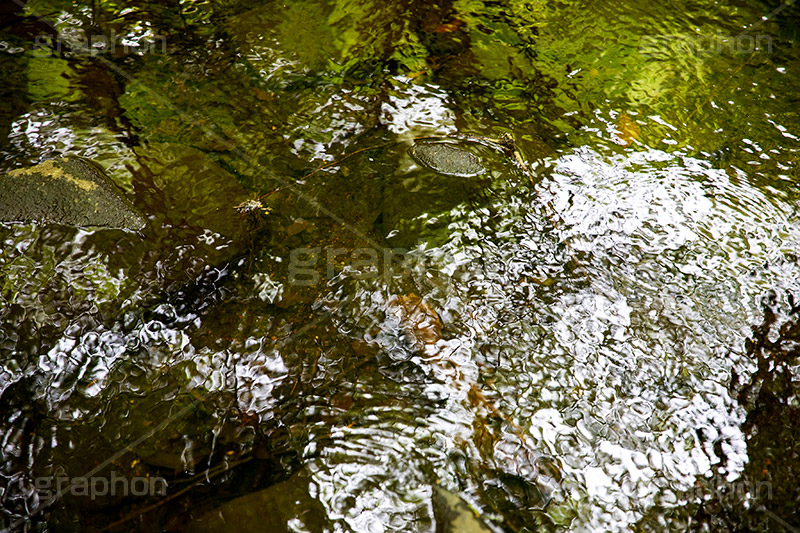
[409,142,486,177]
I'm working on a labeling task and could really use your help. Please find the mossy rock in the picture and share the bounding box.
[0,156,145,230]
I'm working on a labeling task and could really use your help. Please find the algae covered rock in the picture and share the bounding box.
[0,156,145,230]
[409,142,486,177]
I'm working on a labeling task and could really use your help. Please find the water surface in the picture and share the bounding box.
[1,0,800,531]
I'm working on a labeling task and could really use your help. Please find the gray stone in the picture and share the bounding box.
[409,142,486,177]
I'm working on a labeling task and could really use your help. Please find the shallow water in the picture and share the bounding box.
[1,0,800,531]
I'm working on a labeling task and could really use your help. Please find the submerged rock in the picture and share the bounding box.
[187,467,328,533]
[409,142,485,177]
[432,485,496,533]
[0,156,145,230]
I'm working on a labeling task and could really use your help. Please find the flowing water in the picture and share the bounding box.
[1,0,800,531]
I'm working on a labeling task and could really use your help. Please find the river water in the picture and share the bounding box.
[1,0,800,531]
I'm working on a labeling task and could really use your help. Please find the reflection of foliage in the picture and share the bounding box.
[683,292,800,532]
[25,54,79,102]
[230,0,431,83]
[453,0,544,75]
[328,0,429,75]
